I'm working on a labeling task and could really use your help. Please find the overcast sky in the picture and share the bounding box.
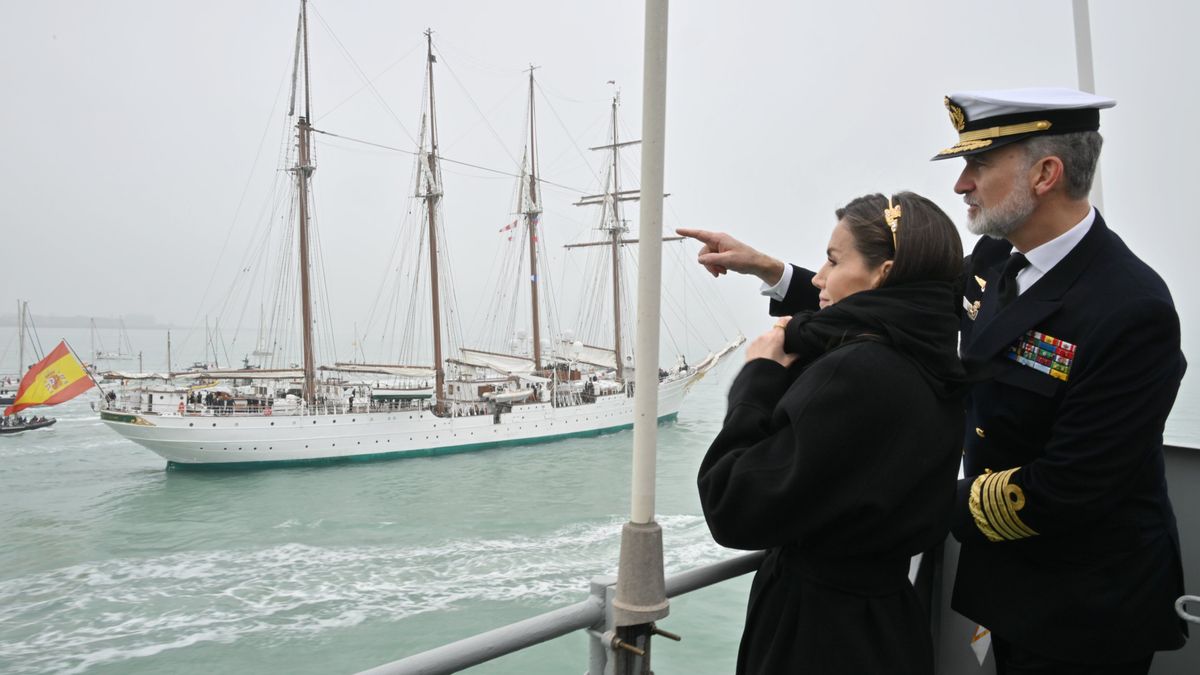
[2,1,1197,391]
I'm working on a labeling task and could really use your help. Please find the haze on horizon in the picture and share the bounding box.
[2,1,1196,400]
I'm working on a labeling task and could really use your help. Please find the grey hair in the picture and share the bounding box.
[1020,130,1104,200]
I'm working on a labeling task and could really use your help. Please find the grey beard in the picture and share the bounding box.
[966,188,1035,240]
[967,212,1021,239]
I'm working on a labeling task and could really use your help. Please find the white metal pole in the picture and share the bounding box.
[611,0,670,632]
[630,0,669,526]
[1072,0,1104,211]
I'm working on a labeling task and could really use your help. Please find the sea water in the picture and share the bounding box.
[0,327,1196,674]
[0,332,752,674]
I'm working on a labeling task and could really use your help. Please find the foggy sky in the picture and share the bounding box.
[2,1,1196,392]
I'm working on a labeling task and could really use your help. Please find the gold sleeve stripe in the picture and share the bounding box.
[985,471,1033,540]
[969,473,1005,542]
[993,468,1041,535]
[968,468,1039,542]
[982,473,1024,540]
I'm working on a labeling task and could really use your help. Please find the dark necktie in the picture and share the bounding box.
[996,252,1030,309]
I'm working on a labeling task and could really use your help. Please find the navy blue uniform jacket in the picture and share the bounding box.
[771,213,1187,663]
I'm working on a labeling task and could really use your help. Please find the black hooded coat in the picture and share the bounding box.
[698,281,965,674]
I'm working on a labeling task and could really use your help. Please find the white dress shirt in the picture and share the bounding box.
[760,263,794,302]
[1013,207,1095,295]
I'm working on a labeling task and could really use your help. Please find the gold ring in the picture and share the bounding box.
[773,320,788,330]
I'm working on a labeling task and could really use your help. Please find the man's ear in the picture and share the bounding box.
[1031,155,1065,196]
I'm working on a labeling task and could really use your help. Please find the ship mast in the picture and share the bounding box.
[607,95,626,382]
[420,29,447,414]
[289,0,318,404]
[524,68,543,371]
[570,92,643,382]
[17,301,25,377]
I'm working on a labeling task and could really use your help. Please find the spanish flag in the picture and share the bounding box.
[3,340,94,416]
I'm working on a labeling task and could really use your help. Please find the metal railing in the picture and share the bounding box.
[356,551,765,675]
[353,449,1198,674]
[1177,595,1200,625]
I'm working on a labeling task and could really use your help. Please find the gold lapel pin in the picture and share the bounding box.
[963,297,981,320]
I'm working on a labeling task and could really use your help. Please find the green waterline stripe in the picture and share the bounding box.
[161,413,680,471]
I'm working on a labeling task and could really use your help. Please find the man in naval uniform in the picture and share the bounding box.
[934,88,1186,674]
[678,87,1187,674]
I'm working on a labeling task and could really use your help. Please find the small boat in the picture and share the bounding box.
[1,300,38,405]
[0,416,57,434]
[481,388,535,404]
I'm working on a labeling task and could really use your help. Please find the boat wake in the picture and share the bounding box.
[0,514,729,673]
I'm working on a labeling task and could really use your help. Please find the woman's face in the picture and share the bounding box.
[811,220,891,309]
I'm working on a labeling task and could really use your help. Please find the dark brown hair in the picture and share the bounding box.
[835,191,963,286]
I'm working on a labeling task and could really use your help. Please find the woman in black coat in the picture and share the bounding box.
[697,192,966,674]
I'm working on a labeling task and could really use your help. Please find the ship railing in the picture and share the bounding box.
[356,544,942,675]
[173,399,431,417]
[355,552,767,675]
[1178,595,1200,625]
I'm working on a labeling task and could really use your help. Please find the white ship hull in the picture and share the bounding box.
[100,372,703,468]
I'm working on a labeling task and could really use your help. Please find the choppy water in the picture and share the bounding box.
[1,328,1196,674]
[0,365,753,674]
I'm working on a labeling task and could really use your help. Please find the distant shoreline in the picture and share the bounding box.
[0,316,176,330]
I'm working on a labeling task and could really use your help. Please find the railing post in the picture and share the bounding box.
[587,575,617,675]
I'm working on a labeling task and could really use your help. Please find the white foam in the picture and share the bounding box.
[0,516,730,673]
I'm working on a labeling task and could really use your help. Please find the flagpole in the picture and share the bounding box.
[65,339,108,399]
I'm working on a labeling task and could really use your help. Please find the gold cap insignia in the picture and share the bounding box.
[945,96,966,131]
[937,138,994,156]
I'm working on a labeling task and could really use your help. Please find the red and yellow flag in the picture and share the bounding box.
[4,340,94,416]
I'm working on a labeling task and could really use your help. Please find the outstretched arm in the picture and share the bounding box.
[676,228,786,285]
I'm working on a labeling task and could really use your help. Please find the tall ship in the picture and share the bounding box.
[98,1,742,468]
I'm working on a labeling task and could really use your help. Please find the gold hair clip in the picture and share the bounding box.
[883,197,901,251]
